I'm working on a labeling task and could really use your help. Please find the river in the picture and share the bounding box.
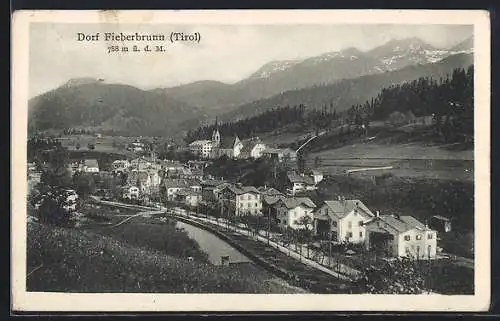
[176,221,251,265]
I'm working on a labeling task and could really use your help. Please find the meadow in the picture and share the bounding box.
[27,221,303,293]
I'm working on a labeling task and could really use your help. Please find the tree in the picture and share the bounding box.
[75,142,81,150]
[296,215,314,257]
[73,172,96,198]
[34,187,75,227]
[357,258,429,294]
[40,146,72,188]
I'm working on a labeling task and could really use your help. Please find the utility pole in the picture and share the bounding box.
[329,221,332,268]
[267,206,271,245]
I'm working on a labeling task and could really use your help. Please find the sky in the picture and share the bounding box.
[29,23,473,98]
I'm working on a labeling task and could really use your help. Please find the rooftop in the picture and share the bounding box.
[277,197,317,209]
[320,199,374,219]
[84,159,99,167]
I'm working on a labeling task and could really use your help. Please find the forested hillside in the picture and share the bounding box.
[186,65,474,144]
[221,53,473,121]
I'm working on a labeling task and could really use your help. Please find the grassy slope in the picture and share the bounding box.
[26,222,304,293]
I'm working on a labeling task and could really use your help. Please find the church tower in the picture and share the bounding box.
[212,117,220,148]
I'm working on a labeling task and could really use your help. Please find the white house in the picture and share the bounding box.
[188,140,213,159]
[175,190,202,207]
[363,213,438,259]
[63,189,78,212]
[286,172,317,195]
[162,179,190,201]
[274,197,317,231]
[240,138,267,159]
[122,185,140,199]
[111,160,130,173]
[83,159,99,173]
[309,170,324,185]
[218,184,262,216]
[314,198,374,243]
[262,148,297,164]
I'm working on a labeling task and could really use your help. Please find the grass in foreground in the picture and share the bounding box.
[26,222,306,293]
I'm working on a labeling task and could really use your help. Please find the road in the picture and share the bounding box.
[94,198,360,281]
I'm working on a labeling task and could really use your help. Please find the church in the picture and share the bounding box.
[210,127,243,159]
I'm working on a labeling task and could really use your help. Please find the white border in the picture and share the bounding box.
[11,9,491,312]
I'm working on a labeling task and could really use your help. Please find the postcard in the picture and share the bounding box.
[11,9,490,312]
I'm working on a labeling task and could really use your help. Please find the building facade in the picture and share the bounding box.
[363,214,438,259]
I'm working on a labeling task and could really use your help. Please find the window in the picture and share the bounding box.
[348,221,352,229]
[348,232,353,238]
[331,221,337,227]
[416,235,422,240]
[255,203,258,207]
[359,231,363,238]
[427,233,433,239]
[404,235,411,241]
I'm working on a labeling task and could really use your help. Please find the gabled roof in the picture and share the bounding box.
[220,184,260,195]
[201,179,227,187]
[365,215,430,233]
[263,195,285,205]
[287,172,315,185]
[277,197,316,210]
[84,159,99,167]
[432,215,450,221]
[240,138,264,154]
[162,179,190,189]
[258,187,283,196]
[319,199,374,219]
[217,135,241,149]
[175,189,199,197]
[189,140,212,146]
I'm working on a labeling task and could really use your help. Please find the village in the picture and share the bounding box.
[28,125,455,267]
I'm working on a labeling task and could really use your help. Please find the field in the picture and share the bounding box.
[59,134,137,155]
[308,142,474,181]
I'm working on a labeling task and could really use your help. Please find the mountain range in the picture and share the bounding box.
[156,36,473,113]
[28,36,473,137]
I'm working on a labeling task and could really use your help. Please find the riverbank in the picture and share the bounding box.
[27,221,307,293]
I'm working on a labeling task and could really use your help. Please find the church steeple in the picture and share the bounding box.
[212,117,220,148]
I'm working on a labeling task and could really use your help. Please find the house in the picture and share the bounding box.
[313,198,374,243]
[211,134,244,159]
[262,148,297,164]
[200,179,229,203]
[309,170,324,185]
[63,189,78,212]
[429,215,452,233]
[83,159,99,173]
[363,213,438,260]
[188,140,213,159]
[286,172,316,195]
[273,196,317,231]
[258,186,284,197]
[175,190,202,208]
[162,179,190,201]
[111,160,130,173]
[240,137,267,159]
[218,184,262,216]
[127,169,161,194]
[186,179,202,193]
[181,167,204,180]
[122,185,140,199]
